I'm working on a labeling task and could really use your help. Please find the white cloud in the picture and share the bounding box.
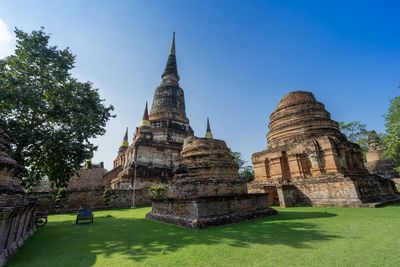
[0,19,14,59]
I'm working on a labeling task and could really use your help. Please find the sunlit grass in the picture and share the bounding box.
[6,205,400,267]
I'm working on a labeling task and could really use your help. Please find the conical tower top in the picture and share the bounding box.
[170,32,176,55]
[149,32,190,125]
[120,127,129,149]
[140,102,151,128]
[161,32,180,83]
[205,117,213,139]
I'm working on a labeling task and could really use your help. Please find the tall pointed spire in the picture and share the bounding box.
[119,127,129,152]
[140,102,151,127]
[169,32,176,55]
[161,32,180,84]
[149,32,191,125]
[205,117,213,139]
[143,101,149,120]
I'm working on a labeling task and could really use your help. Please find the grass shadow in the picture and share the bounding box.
[6,209,340,267]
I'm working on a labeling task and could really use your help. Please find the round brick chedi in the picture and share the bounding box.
[267,91,346,147]
[168,136,247,198]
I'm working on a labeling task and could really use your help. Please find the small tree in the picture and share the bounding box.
[0,27,114,189]
[240,165,255,183]
[54,187,67,208]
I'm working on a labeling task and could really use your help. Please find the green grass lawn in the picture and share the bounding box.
[6,205,400,267]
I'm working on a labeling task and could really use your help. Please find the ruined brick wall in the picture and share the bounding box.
[149,194,274,229]
[136,145,179,169]
[275,176,397,207]
[168,136,246,198]
[393,178,400,191]
[278,180,361,207]
[110,143,181,190]
[0,203,36,266]
[68,167,106,191]
[354,177,397,199]
[367,159,399,180]
[103,166,121,188]
[0,130,36,266]
[31,189,150,214]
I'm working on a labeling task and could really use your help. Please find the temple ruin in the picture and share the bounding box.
[249,91,399,207]
[104,33,193,204]
[366,131,400,190]
[0,129,37,265]
[366,131,399,179]
[146,120,277,229]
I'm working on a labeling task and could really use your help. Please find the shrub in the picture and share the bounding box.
[54,187,67,208]
[149,184,167,199]
[103,188,112,204]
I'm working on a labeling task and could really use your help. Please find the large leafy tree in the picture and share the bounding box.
[383,94,400,172]
[339,121,369,153]
[0,28,114,189]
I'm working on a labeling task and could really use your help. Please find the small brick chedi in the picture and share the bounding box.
[104,33,193,204]
[249,91,399,207]
[146,120,277,229]
[0,129,36,266]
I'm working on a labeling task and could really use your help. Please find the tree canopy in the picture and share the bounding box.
[338,121,369,153]
[383,94,400,171]
[231,151,254,183]
[0,28,114,189]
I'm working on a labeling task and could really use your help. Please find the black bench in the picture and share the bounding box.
[76,209,94,224]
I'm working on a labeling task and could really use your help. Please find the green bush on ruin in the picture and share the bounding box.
[103,188,112,204]
[149,184,168,199]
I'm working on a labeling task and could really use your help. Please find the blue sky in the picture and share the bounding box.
[1,0,399,169]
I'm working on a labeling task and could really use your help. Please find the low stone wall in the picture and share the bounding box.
[247,183,280,206]
[31,189,151,214]
[68,167,106,191]
[276,176,399,208]
[277,181,362,207]
[146,193,277,229]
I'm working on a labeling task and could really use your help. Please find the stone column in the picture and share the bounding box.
[269,157,283,182]
[276,185,294,208]
[22,206,33,238]
[288,154,301,178]
[0,210,12,249]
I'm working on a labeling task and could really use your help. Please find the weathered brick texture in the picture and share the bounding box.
[249,91,399,207]
[147,136,277,228]
[31,189,150,214]
[0,130,36,267]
